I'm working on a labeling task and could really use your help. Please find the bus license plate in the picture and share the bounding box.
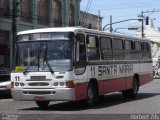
[34,96,45,101]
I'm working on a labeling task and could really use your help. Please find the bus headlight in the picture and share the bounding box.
[53,82,58,86]
[60,82,65,86]
[20,83,25,86]
[15,82,19,86]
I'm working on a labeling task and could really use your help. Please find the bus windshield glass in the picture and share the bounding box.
[15,40,73,73]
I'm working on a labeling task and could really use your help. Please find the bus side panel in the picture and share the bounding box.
[98,81,104,95]
[100,78,126,94]
[139,73,153,86]
[125,76,133,90]
[74,83,88,101]
[139,62,153,86]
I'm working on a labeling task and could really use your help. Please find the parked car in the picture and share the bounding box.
[0,73,11,98]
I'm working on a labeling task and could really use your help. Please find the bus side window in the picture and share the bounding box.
[124,40,134,60]
[100,37,112,60]
[112,38,124,60]
[87,35,100,60]
[135,41,142,60]
[76,33,86,61]
[142,42,151,60]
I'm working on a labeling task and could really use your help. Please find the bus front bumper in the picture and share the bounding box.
[11,88,75,101]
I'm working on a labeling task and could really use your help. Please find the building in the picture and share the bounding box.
[136,19,160,63]
[0,0,81,72]
[79,11,103,30]
[135,19,160,76]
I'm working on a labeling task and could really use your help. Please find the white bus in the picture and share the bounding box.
[11,27,153,108]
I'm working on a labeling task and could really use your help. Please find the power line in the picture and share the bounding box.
[87,0,160,8]
[85,0,93,13]
[90,0,160,7]
[90,5,160,11]
[85,0,90,12]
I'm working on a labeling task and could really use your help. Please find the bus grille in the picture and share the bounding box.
[28,82,49,86]
[23,91,55,95]
[29,76,48,81]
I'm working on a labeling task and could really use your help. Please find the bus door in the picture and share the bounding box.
[74,33,87,100]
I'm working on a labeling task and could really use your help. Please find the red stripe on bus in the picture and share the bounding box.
[74,83,88,101]
[74,73,153,101]
[139,73,153,86]
[98,78,126,95]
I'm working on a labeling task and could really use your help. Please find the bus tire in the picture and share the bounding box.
[122,77,139,99]
[86,83,98,106]
[36,101,50,108]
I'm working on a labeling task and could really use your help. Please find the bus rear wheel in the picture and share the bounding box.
[36,101,50,108]
[122,78,139,99]
[86,84,98,106]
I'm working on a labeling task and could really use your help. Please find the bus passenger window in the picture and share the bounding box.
[100,37,112,60]
[87,35,100,60]
[142,42,151,60]
[112,38,124,60]
[135,41,142,60]
[124,40,134,60]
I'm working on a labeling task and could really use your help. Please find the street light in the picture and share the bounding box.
[103,18,143,31]
[103,17,144,37]
[128,27,139,30]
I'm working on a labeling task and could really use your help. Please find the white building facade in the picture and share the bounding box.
[136,19,160,76]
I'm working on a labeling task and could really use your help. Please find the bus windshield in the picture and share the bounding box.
[15,40,73,73]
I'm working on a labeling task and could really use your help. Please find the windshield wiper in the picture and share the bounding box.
[23,47,40,74]
[43,44,54,74]
[23,57,37,74]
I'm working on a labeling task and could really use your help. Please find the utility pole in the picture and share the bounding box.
[110,16,113,33]
[97,10,101,30]
[12,0,17,69]
[141,11,144,38]
[11,0,23,68]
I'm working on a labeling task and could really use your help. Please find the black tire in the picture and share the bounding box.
[86,84,98,106]
[122,78,139,99]
[36,101,50,108]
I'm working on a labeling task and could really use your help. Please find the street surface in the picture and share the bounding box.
[0,79,160,120]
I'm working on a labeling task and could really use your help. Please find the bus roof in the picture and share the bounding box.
[17,27,150,42]
[17,27,84,35]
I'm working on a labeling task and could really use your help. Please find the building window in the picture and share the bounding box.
[20,0,32,22]
[37,0,49,25]
[0,0,9,18]
[69,4,75,26]
[53,0,62,27]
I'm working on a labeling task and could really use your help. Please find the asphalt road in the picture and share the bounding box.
[0,79,160,120]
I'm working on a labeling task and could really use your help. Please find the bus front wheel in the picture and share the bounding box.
[86,84,98,106]
[36,101,50,108]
